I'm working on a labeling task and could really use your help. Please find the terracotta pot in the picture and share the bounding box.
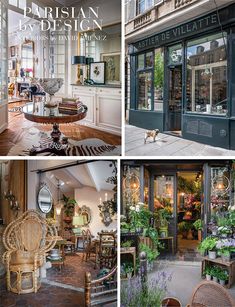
[198,230,202,241]
[63,216,72,223]
[162,297,181,307]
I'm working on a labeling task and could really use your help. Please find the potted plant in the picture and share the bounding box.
[178,221,191,239]
[216,238,235,262]
[158,208,171,238]
[217,269,228,286]
[139,243,159,272]
[198,237,218,259]
[62,194,78,222]
[203,266,212,281]
[121,240,133,251]
[210,266,220,283]
[125,265,134,279]
[193,219,203,241]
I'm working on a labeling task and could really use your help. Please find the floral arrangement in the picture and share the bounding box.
[216,238,235,256]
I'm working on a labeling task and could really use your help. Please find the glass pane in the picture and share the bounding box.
[154,175,174,220]
[145,52,153,68]
[186,32,227,115]
[122,166,141,212]
[144,168,149,205]
[138,54,144,69]
[154,48,164,111]
[168,44,182,65]
[137,71,152,110]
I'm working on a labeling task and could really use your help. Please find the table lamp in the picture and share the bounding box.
[71,56,86,84]
[72,215,84,234]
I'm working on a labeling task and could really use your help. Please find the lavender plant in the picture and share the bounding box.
[121,270,172,307]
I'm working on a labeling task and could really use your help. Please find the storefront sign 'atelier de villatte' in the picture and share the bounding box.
[131,13,219,53]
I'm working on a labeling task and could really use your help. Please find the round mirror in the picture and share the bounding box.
[38,185,53,214]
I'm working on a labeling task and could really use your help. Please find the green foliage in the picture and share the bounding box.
[62,194,77,217]
[198,237,218,254]
[210,266,228,280]
[204,266,212,276]
[193,219,202,231]
[139,243,159,263]
[177,176,201,198]
[154,52,164,89]
[121,240,133,248]
[178,221,192,233]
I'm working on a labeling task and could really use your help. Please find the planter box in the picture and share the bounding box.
[139,236,154,249]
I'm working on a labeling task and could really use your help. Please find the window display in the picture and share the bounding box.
[154,48,164,111]
[137,71,152,110]
[186,33,227,115]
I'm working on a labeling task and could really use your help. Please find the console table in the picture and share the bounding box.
[22,102,87,156]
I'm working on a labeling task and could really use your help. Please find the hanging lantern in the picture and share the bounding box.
[212,169,230,196]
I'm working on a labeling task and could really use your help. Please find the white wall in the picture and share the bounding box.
[74,186,117,236]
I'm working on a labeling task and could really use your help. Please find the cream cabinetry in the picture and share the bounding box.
[72,85,121,135]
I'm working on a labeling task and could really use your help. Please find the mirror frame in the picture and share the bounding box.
[37,184,53,214]
[21,39,35,77]
[80,205,91,226]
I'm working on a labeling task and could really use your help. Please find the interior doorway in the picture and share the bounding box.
[177,171,203,261]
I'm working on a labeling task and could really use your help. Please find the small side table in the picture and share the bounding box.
[158,236,174,254]
[48,257,65,272]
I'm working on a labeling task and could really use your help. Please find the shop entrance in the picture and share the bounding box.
[177,171,203,260]
[166,65,182,134]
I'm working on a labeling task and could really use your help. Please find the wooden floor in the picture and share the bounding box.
[0,102,121,156]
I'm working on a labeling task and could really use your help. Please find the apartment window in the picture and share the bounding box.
[9,0,26,9]
[186,32,227,115]
[49,31,66,93]
[137,0,154,15]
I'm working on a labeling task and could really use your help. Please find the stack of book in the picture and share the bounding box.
[58,98,83,114]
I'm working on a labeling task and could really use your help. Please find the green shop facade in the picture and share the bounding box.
[128,3,235,149]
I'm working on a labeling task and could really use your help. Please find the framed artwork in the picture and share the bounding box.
[8,60,16,70]
[10,46,15,57]
[101,52,121,85]
[90,62,106,85]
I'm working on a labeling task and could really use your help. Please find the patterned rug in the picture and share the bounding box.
[7,129,121,156]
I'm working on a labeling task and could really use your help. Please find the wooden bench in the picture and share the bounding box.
[84,266,117,307]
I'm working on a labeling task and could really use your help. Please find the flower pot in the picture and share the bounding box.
[187,229,193,240]
[206,274,211,281]
[127,272,132,279]
[212,276,218,283]
[219,279,225,286]
[63,216,72,223]
[208,251,217,260]
[221,254,231,262]
[182,231,188,239]
[212,230,218,236]
[162,297,181,307]
[159,226,168,238]
[198,230,202,241]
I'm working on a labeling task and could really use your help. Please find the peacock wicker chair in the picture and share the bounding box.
[188,281,235,307]
[2,210,58,294]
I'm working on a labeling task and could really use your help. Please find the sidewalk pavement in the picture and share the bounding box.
[125,125,235,156]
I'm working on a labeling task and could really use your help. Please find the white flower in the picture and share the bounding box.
[130,206,135,211]
[136,206,140,212]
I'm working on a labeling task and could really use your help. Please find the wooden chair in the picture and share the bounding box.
[98,231,117,269]
[2,210,57,294]
[83,230,98,267]
[187,281,235,307]
[85,266,117,307]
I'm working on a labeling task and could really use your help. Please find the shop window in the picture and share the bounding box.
[122,166,141,212]
[210,166,230,216]
[146,52,153,68]
[168,44,182,66]
[138,54,145,69]
[144,168,150,205]
[186,32,227,115]
[154,48,164,111]
[137,71,152,110]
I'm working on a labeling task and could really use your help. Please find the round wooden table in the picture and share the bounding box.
[23,102,87,155]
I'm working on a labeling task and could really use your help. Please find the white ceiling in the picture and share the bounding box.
[42,161,115,194]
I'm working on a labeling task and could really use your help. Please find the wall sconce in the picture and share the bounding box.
[98,193,115,227]
[4,190,20,216]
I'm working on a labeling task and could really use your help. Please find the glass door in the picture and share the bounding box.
[0,0,8,133]
[166,44,183,132]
